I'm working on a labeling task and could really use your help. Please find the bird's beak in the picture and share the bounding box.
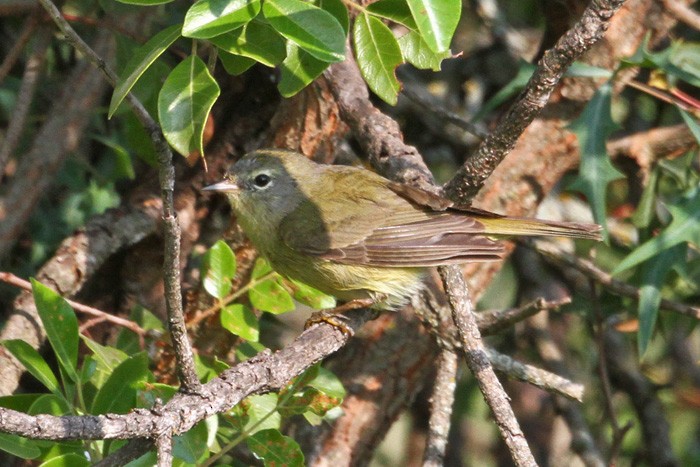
[202,180,239,193]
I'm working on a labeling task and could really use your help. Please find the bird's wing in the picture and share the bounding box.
[279,174,504,267]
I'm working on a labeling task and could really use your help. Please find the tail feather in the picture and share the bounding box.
[479,217,602,240]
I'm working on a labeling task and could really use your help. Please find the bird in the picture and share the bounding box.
[203,149,601,312]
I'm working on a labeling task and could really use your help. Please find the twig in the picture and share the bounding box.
[422,349,458,467]
[155,433,173,467]
[478,297,571,335]
[438,266,536,466]
[0,272,148,347]
[0,12,39,85]
[37,0,200,392]
[532,241,700,319]
[663,0,700,30]
[444,0,627,203]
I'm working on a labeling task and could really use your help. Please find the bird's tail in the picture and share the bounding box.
[479,216,602,240]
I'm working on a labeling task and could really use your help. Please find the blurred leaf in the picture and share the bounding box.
[210,20,287,67]
[288,279,336,309]
[354,13,403,105]
[368,0,417,29]
[263,0,345,63]
[82,336,129,387]
[398,30,451,71]
[637,244,687,357]
[2,340,60,395]
[0,433,41,459]
[307,366,346,399]
[218,50,256,75]
[473,61,535,121]
[109,24,180,118]
[91,352,149,414]
[568,82,624,238]
[28,394,70,416]
[31,280,79,383]
[173,420,209,463]
[158,55,220,157]
[565,62,614,78]
[406,0,461,53]
[235,341,267,362]
[249,259,295,314]
[0,394,42,412]
[679,108,700,143]
[278,43,328,97]
[625,38,700,87]
[116,0,173,4]
[39,453,90,467]
[91,135,135,180]
[631,166,659,229]
[202,240,236,299]
[614,188,700,274]
[247,429,304,467]
[221,303,259,341]
[182,0,260,39]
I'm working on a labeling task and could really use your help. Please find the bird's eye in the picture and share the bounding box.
[253,173,271,188]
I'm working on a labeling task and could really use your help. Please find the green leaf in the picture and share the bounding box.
[221,304,259,341]
[2,340,60,395]
[31,279,79,383]
[82,336,129,387]
[473,61,535,121]
[235,341,267,361]
[219,51,256,75]
[636,244,686,357]
[614,188,700,274]
[246,394,281,434]
[173,420,209,464]
[406,0,461,53]
[278,43,329,97]
[288,279,336,309]
[182,0,261,39]
[28,394,71,415]
[202,240,236,299]
[109,24,180,118]
[679,108,700,144]
[625,39,700,87]
[263,0,345,63]
[307,366,346,399]
[564,62,614,78]
[367,0,417,29]
[91,352,149,414]
[568,82,624,238]
[315,0,349,34]
[116,0,173,5]
[398,30,451,71]
[210,20,287,67]
[353,13,403,105]
[631,167,659,229]
[39,453,90,467]
[247,429,304,467]
[91,135,136,180]
[158,55,220,157]
[249,259,295,314]
[0,433,41,459]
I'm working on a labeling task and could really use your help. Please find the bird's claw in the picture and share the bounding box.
[305,310,354,336]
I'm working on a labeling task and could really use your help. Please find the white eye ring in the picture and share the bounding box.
[253,173,271,188]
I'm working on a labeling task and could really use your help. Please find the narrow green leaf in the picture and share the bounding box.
[568,82,624,238]
[210,21,287,67]
[288,279,336,309]
[182,0,261,39]
[28,394,71,416]
[247,429,304,467]
[249,259,295,314]
[38,453,90,467]
[367,0,417,29]
[82,336,129,387]
[158,55,220,157]
[221,304,259,341]
[202,239,236,299]
[398,30,451,71]
[679,108,700,144]
[473,61,534,121]
[0,433,41,459]
[31,279,79,383]
[637,244,686,357]
[631,167,659,229]
[91,352,149,414]
[109,24,180,118]
[278,43,329,97]
[263,0,345,63]
[406,0,461,53]
[353,13,403,105]
[219,51,256,75]
[614,188,700,274]
[2,340,60,395]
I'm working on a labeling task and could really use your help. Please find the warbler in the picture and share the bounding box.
[204,150,601,310]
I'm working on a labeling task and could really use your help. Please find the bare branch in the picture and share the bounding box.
[422,349,458,467]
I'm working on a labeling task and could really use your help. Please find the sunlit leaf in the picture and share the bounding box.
[221,304,259,341]
[278,43,329,97]
[202,240,236,299]
[406,0,461,53]
[182,0,261,39]
[368,0,417,29]
[247,429,304,467]
[2,340,59,395]
[158,55,220,157]
[218,51,256,75]
[0,433,41,459]
[249,259,295,314]
[210,20,286,67]
[353,13,403,105]
[398,30,451,71]
[288,279,336,309]
[91,352,149,414]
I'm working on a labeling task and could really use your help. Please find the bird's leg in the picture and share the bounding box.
[304,297,382,336]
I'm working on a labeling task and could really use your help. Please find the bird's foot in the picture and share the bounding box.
[304,298,379,336]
